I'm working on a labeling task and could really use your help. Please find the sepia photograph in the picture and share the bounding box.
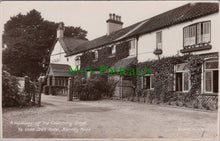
[1,1,219,140]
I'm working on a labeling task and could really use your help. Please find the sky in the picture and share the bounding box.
[0,1,192,40]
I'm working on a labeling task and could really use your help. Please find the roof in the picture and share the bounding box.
[111,56,137,70]
[66,21,143,56]
[48,63,71,77]
[129,2,219,37]
[52,37,88,55]
[67,2,218,56]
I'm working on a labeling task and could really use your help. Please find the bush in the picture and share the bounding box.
[2,71,20,107]
[77,77,118,101]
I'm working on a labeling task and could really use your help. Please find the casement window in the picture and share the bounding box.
[175,63,190,92]
[75,56,80,66]
[156,31,162,49]
[142,75,154,89]
[204,61,218,93]
[183,21,211,47]
[129,40,136,56]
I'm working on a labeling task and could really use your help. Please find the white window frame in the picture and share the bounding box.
[204,60,218,93]
[183,21,211,47]
[175,63,191,92]
[75,56,80,66]
[129,39,136,56]
[111,45,116,56]
[142,74,154,90]
[94,50,98,61]
[156,31,162,49]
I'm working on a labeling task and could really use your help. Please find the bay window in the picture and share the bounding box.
[204,61,218,93]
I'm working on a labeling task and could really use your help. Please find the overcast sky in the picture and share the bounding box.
[1,1,192,40]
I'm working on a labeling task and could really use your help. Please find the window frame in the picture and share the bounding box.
[129,39,136,56]
[156,31,162,49]
[175,63,191,92]
[75,56,81,66]
[183,21,211,47]
[111,45,116,56]
[204,60,218,93]
[142,74,154,90]
[94,50,98,61]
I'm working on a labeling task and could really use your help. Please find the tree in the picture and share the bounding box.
[3,9,88,80]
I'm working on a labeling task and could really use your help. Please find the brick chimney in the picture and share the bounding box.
[106,13,123,35]
[57,22,65,38]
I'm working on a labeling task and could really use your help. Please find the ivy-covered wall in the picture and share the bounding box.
[136,52,218,110]
[80,41,130,70]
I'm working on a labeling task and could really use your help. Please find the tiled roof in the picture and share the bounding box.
[111,56,137,70]
[129,2,219,37]
[66,21,143,56]
[67,2,218,56]
[49,63,71,77]
[59,37,88,54]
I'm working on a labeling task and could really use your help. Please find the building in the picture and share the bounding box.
[47,2,219,100]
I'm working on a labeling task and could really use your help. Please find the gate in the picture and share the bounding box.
[24,76,42,106]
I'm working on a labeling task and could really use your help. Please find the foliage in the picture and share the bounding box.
[2,71,20,107]
[75,76,118,100]
[3,9,88,80]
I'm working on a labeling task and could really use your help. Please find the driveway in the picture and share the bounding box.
[2,95,218,139]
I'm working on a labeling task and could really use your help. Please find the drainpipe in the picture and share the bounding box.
[121,76,123,100]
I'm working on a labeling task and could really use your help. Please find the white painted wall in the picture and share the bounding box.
[137,13,219,63]
[50,41,82,69]
[50,41,68,64]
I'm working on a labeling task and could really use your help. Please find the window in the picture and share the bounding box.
[129,40,136,56]
[111,45,116,56]
[142,75,154,89]
[204,61,218,93]
[67,58,69,62]
[94,50,98,61]
[156,31,162,49]
[183,21,211,47]
[175,63,190,92]
[75,56,80,66]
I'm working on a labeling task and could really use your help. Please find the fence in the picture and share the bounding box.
[24,76,42,106]
[121,90,218,111]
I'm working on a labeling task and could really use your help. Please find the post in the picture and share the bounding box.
[24,76,30,94]
[38,79,42,107]
[67,77,73,101]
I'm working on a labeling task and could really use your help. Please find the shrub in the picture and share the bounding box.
[77,77,118,101]
[2,71,20,107]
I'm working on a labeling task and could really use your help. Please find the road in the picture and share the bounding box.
[2,94,218,139]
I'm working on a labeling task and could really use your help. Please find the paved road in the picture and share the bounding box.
[2,95,218,139]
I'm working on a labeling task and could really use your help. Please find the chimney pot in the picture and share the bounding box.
[106,13,123,35]
[109,13,112,20]
[116,15,119,21]
[113,14,115,20]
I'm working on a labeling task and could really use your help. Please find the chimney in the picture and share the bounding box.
[106,13,123,35]
[57,22,65,38]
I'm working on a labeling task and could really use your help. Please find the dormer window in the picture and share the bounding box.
[156,31,162,49]
[129,40,135,56]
